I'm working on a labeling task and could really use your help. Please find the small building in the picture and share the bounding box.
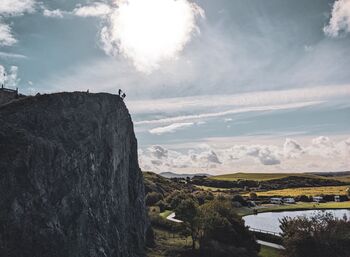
[0,86,20,106]
[284,198,295,204]
[313,196,323,203]
[270,197,283,204]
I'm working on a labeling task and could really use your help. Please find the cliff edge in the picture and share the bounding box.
[0,92,147,257]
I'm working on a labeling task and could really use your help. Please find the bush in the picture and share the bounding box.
[145,192,163,206]
[199,200,259,257]
[154,200,168,212]
[249,192,258,200]
[296,195,310,202]
[232,194,248,206]
[280,213,350,257]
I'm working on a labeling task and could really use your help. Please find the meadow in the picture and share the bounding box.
[211,172,331,181]
[248,185,349,197]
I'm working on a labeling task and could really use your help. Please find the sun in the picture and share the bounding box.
[103,0,204,73]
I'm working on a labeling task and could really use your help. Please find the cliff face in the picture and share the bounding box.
[0,92,147,257]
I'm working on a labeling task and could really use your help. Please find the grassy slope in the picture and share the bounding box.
[236,201,350,216]
[210,172,326,181]
[259,245,282,257]
[247,185,350,197]
[159,210,172,219]
[337,176,350,183]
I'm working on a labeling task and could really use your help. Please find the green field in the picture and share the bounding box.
[211,172,326,181]
[236,201,350,216]
[248,185,350,197]
[195,185,233,191]
[259,245,282,257]
[159,210,172,218]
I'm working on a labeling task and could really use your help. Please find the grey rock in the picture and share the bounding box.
[0,92,147,257]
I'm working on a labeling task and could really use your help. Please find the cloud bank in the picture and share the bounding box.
[139,136,350,174]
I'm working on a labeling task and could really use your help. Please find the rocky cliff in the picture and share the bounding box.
[0,92,147,257]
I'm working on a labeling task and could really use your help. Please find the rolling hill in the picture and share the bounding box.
[210,172,328,182]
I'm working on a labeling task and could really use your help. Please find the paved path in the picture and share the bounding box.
[166,212,183,223]
[257,240,285,250]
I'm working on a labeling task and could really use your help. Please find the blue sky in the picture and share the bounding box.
[1,0,350,174]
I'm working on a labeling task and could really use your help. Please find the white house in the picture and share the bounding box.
[283,198,295,204]
[313,196,323,203]
[270,198,283,204]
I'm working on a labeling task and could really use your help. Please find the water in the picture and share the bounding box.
[243,209,350,234]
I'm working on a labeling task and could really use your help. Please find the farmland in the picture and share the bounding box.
[211,172,332,182]
[247,185,350,197]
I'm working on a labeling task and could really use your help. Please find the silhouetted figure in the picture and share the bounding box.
[118,89,122,96]
[122,93,126,100]
[87,89,89,93]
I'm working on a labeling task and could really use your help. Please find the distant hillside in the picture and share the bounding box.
[210,172,326,182]
[308,171,350,177]
[143,171,191,196]
[159,171,211,179]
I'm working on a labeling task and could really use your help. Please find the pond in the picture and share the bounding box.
[243,209,350,234]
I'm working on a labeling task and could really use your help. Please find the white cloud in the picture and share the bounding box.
[129,85,350,116]
[138,136,350,173]
[149,145,168,159]
[283,138,303,159]
[0,51,27,59]
[135,101,322,126]
[100,0,204,73]
[43,9,64,18]
[0,65,20,88]
[0,23,16,46]
[324,0,350,37]
[73,2,111,17]
[0,0,36,47]
[0,0,35,16]
[149,122,194,135]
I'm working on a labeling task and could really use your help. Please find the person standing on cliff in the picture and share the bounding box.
[118,89,122,96]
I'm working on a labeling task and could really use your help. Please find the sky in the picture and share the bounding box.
[1,0,350,174]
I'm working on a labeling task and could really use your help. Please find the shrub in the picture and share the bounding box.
[249,192,258,200]
[280,213,350,257]
[232,194,248,206]
[145,192,163,206]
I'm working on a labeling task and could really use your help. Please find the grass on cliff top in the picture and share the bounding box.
[210,172,328,181]
[245,185,350,197]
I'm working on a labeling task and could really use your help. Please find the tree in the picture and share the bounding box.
[249,192,258,200]
[145,192,163,206]
[198,200,259,257]
[175,198,200,249]
[280,213,350,257]
[232,194,248,206]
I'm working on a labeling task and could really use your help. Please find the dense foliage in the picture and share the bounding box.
[175,197,259,257]
[190,175,346,190]
[280,213,350,257]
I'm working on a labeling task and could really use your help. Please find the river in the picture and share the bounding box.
[243,209,350,234]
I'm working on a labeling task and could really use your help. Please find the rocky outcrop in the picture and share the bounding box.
[0,92,147,257]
